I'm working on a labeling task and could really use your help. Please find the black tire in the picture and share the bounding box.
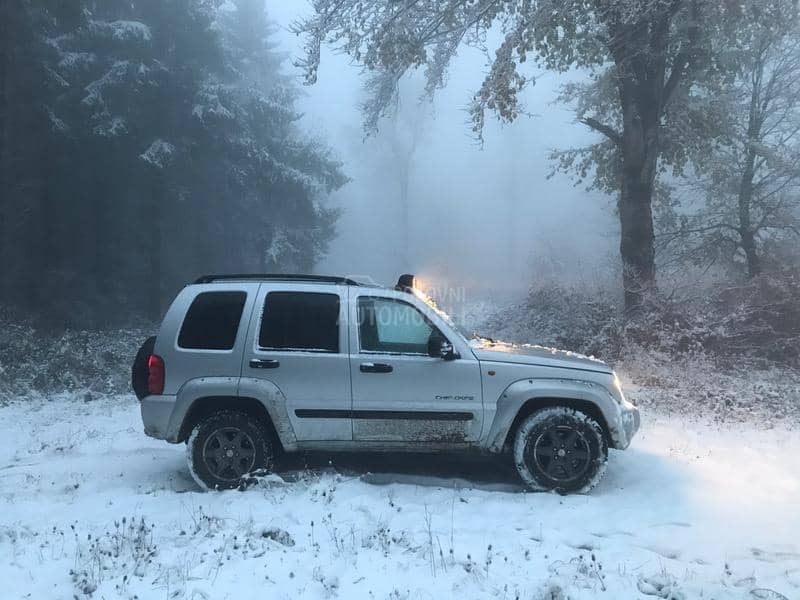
[187,410,274,491]
[131,336,156,400]
[513,407,608,494]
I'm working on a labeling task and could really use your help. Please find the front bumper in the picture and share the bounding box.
[140,394,177,440]
[618,401,641,448]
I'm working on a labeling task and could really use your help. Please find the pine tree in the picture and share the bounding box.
[0,0,346,326]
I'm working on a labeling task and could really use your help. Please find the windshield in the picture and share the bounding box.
[410,289,474,342]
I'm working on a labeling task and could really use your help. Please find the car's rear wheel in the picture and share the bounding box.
[187,410,274,490]
[513,407,608,494]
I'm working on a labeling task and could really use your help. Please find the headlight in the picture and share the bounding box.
[611,371,636,407]
[609,372,625,402]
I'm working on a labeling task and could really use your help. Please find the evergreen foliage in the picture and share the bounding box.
[0,0,345,326]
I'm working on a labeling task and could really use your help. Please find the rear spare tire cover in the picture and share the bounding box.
[132,336,157,400]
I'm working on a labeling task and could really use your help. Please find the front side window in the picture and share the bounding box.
[259,292,340,352]
[178,291,247,350]
[358,297,438,354]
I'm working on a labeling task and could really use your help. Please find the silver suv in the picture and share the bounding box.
[133,274,640,494]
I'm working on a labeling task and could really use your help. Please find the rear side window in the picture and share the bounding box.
[178,291,247,350]
[259,292,340,352]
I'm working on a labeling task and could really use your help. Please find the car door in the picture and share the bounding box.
[348,292,483,444]
[243,283,352,441]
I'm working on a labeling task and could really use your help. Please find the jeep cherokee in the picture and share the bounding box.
[132,274,640,493]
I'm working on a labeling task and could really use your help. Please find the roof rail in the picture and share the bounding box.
[193,274,360,286]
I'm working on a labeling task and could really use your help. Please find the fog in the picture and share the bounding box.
[269,3,619,298]
[13,0,792,327]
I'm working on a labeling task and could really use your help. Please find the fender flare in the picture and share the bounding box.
[484,377,627,452]
[237,377,298,451]
[167,377,298,450]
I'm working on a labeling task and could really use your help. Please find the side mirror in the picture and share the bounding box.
[428,334,458,360]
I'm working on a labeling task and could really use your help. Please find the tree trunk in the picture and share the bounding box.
[737,164,761,278]
[618,166,657,309]
[738,82,762,278]
[91,156,112,320]
[618,88,659,312]
[740,229,760,277]
[0,1,11,303]
[148,171,163,322]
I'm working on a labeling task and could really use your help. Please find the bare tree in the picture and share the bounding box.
[662,5,800,277]
[294,0,741,311]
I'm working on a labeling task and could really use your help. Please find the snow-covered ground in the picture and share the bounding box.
[1,394,798,600]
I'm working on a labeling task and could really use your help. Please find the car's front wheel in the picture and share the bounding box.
[187,410,274,490]
[513,407,608,494]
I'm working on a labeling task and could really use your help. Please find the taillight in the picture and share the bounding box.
[147,355,165,395]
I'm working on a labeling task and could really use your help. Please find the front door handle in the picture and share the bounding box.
[250,358,280,369]
[360,362,393,373]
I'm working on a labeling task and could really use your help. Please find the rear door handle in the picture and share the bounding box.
[250,358,280,369]
[360,362,393,373]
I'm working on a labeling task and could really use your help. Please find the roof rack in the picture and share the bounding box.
[194,274,360,286]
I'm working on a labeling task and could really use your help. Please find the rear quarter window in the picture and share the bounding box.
[178,291,247,350]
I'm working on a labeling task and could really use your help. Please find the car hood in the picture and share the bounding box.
[470,341,613,374]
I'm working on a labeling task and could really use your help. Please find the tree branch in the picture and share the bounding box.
[581,117,621,146]
[663,0,700,106]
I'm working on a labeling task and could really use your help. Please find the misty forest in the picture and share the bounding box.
[1,1,800,599]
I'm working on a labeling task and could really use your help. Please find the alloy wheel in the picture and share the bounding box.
[201,427,257,481]
[526,424,592,483]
